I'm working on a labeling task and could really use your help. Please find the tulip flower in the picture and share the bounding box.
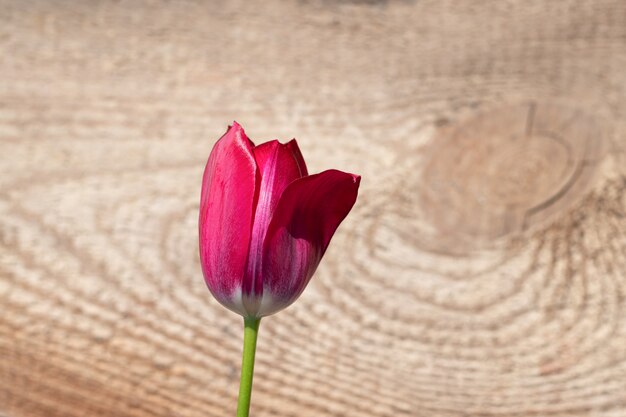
[199,122,360,417]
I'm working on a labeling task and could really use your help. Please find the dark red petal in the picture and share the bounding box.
[244,139,308,296]
[199,122,256,312]
[258,169,360,316]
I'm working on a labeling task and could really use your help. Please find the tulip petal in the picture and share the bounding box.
[258,169,360,316]
[245,139,308,296]
[199,122,256,313]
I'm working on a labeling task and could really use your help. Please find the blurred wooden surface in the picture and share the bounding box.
[1,1,626,416]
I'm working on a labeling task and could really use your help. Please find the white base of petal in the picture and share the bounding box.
[227,286,281,318]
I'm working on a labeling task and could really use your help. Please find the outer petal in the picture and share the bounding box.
[257,169,360,317]
[199,122,256,314]
[244,139,309,298]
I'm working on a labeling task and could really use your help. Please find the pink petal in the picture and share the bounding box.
[199,122,256,312]
[244,139,308,296]
[259,169,360,316]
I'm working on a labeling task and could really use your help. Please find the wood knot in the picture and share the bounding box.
[419,101,606,253]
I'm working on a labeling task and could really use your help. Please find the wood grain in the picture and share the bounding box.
[1,1,626,416]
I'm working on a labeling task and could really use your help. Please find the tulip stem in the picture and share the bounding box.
[236,316,261,417]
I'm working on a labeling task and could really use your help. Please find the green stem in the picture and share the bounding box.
[236,316,261,417]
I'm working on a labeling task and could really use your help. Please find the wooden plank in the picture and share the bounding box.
[1,1,625,416]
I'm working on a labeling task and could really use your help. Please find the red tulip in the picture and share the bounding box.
[199,122,360,318]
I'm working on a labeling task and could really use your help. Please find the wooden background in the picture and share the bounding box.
[1,1,626,416]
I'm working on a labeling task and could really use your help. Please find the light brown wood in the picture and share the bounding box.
[1,1,625,416]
